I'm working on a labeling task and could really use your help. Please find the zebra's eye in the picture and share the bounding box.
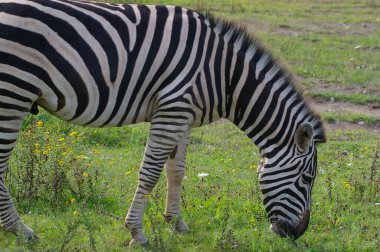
[301,173,313,184]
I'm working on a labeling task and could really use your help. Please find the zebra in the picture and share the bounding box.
[0,0,326,245]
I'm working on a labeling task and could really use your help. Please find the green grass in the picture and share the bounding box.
[323,112,380,126]
[2,117,380,251]
[311,92,380,106]
[1,0,380,251]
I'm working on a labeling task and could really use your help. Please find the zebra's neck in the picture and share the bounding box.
[208,17,324,156]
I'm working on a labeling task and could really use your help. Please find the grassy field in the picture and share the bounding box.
[1,0,380,251]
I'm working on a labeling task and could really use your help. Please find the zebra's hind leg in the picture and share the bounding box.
[0,111,38,242]
[125,117,191,246]
[164,130,190,233]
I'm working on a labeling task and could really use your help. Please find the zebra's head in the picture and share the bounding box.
[258,122,324,239]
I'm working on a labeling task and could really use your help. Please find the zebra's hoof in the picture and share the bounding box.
[17,233,40,244]
[129,238,149,247]
[175,219,189,234]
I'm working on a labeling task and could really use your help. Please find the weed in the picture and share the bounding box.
[370,143,380,198]
[60,220,80,252]
[9,119,104,212]
[145,189,167,252]
[215,206,239,250]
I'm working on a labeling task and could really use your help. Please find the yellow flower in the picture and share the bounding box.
[125,171,132,176]
[69,131,78,137]
[34,143,40,149]
[70,198,75,204]
[73,210,78,216]
[344,182,351,190]
[58,160,64,166]
[250,165,257,169]
[33,149,41,155]
[82,172,89,177]
[43,150,48,155]
[93,149,101,154]
[58,138,65,142]
[36,121,44,127]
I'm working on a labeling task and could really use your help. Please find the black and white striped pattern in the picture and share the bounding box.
[0,0,326,243]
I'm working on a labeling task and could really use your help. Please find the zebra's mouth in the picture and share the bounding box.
[270,211,310,240]
[270,220,291,238]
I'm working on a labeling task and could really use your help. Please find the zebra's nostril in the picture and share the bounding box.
[270,220,290,238]
[270,211,311,240]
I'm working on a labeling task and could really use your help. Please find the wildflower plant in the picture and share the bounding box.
[8,119,102,212]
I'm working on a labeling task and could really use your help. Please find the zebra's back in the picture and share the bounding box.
[0,0,213,127]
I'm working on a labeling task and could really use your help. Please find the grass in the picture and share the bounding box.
[311,92,380,106]
[1,0,380,251]
[2,116,380,251]
[323,112,380,127]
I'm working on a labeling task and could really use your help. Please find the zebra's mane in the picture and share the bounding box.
[201,12,326,142]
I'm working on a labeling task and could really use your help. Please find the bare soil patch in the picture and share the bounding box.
[309,82,380,97]
[325,121,380,136]
[272,22,377,37]
[311,100,380,117]
[311,97,380,136]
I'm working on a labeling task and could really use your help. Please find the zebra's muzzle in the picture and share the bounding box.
[270,210,310,239]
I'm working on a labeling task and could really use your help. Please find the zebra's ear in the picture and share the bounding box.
[295,122,313,152]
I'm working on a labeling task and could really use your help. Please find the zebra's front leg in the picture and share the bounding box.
[164,130,190,233]
[125,120,190,246]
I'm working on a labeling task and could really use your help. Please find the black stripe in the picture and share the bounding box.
[0,88,32,103]
[0,139,16,145]
[0,115,22,121]
[224,43,234,118]
[194,73,207,124]
[203,30,215,123]
[214,38,224,117]
[0,101,29,112]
